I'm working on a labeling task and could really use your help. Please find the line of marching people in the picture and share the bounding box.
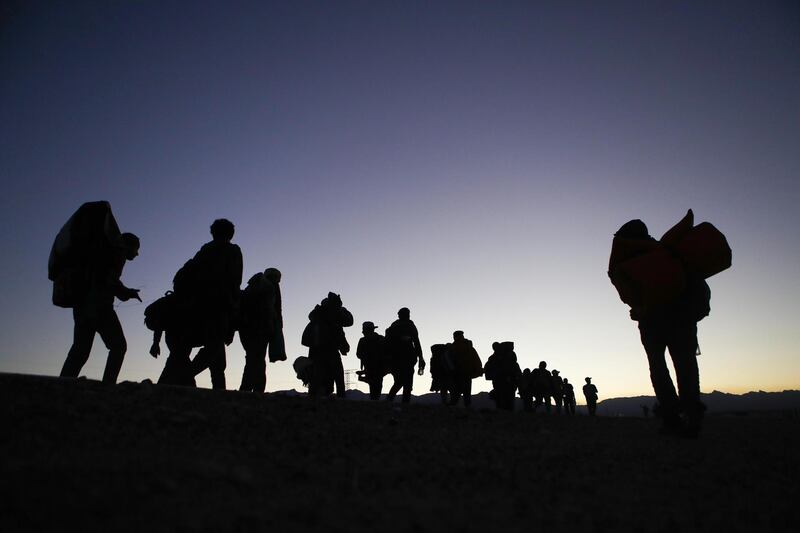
[51,202,725,436]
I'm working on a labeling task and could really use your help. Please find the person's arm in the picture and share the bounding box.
[150,330,162,358]
[110,255,141,302]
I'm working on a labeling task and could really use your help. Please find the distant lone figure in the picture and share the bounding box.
[583,377,598,416]
[50,201,141,384]
[385,307,425,403]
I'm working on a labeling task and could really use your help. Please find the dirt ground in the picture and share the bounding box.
[1,373,798,532]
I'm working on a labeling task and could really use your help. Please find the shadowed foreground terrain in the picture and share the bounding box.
[1,373,798,532]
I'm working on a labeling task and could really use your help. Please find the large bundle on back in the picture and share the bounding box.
[48,201,121,308]
[608,209,732,309]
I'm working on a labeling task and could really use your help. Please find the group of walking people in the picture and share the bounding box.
[50,202,728,438]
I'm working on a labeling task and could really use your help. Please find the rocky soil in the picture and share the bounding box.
[1,373,798,532]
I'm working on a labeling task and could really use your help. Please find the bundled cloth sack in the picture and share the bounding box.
[48,201,122,308]
[608,209,731,309]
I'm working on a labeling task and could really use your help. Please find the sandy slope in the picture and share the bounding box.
[1,373,798,532]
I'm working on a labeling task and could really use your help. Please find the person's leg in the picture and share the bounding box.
[97,309,127,384]
[61,307,96,378]
[386,372,401,401]
[640,325,680,424]
[554,396,563,414]
[206,342,227,390]
[669,322,703,435]
[334,356,346,398]
[250,342,268,392]
[401,368,413,403]
[463,378,472,407]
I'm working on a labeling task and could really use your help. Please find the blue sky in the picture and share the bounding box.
[1,1,798,397]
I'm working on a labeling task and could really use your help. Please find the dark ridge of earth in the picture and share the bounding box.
[1,373,798,533]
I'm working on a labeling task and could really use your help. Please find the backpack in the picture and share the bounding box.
[144,291,177,332]
[690,277,711,322]
[173,258,201,296]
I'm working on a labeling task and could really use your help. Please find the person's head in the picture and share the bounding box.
[398,307,410,320]
[264,267,281,283]
[523,368,531,376]
[492,342,500,351]
[539,361,547,369]
[585,377,592,383]
[552,370,560,376]
[453,330,464,341]
[563,378,569,384]
[210,219,235,242]
[362,321,378,335]
[615,219,650,240]
[120,233,140,260]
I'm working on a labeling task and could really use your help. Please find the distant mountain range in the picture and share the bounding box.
[275,388,800,416]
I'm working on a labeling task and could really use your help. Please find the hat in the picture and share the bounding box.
[362,321,378,330]
[552,370,560,375]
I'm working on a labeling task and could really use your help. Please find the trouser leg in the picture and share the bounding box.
[97,309,127,384]
[668,323,702,419]
[61,307,96,378]
[401,369,413,403]
[334,356,345,398]
[463,378,472,407]
[640,326,680,418]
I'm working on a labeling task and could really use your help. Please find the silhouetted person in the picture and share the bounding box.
[385,307,425,403]
[519,368,534,412]
[583,377,598,416]
[239,267,284,392]
[356,321,387,400]
[150,257,207,387]
[610,218,712,437]
[59,227,141,384]
[551,370,564,414]
[188,219,243,390]
[531,361,553,413]
[429,343,454,404]
[563,378,576,415]
[448,330,482,407]
[483,341,521,411]
[303,292,353,397]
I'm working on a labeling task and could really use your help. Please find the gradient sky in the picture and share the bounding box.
[1,1,798,399]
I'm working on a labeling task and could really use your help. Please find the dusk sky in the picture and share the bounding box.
[1,1,798,399]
